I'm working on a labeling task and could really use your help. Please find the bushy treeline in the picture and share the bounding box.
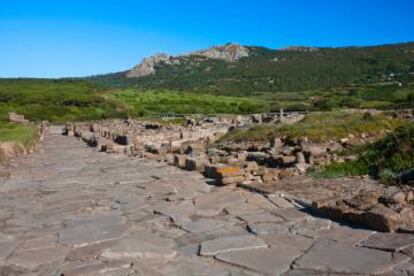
[0,79,127,122]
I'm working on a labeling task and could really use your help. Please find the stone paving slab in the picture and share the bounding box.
[216,247,303,275]
[179,218,237,234]
[99,238,178,263]
[238,213,285,224]
[292,239,410,275]
[6,246,69,269]
[0,129,413,275]
[153,200,196,224]
[359,232,414,252]
[199,235,268,256]
[58,213,126,247]
[0,241,17,260]
[257,233,313,251]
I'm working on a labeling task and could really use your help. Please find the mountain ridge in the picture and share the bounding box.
[91,41,414,94]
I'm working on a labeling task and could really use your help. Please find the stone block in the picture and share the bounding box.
[165,153,175,165]
[217,175,245,185]
[185,157,208,172]
[365,204,401,232]
[204,164,243,179]
[174,155,187,169]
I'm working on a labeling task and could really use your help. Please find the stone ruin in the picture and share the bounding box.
[64,112,414,233]
[8,112,29,124]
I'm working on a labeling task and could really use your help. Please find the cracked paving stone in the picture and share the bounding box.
[153,200,195,224]
[199,234,268,256]
[292,239,410,275]
[238,213,285,225]
[99,238,177,262]
[58,213,126,247]
[2,128,408,275]
[195,191,245,217]
[359,232,414,252]
[216,247,303,275]
[6,246,69,269]
[178,218,237,234]
[0,241,17,260]
[247,222,292,235]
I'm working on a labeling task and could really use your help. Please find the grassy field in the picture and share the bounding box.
[311,122,414,183]
[0,78,412,123]
[219,111,404,143]
[112,89,268,116]
[0,79,127,123]
[254,84,414,112]
[0,123,39,147]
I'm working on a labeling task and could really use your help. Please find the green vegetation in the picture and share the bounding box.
[112,90,267,116]
[0,79,126,123]
[311,123,414,184]
[219,112,403,143]
[93,42,414,97]
[1,42,413,127]
[0,122,39,147]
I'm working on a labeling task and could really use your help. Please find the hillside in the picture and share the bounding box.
[0,79,126,122]
[1,42,414,124]
[91,42,414,95]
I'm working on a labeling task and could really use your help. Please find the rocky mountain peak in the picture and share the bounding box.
[126,43,249,78]
[192,43,249,62]
[126,53,170,78]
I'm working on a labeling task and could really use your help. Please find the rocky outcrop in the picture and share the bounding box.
[126,54,171,78]
[126,44,249,78]
[191,44,249,62]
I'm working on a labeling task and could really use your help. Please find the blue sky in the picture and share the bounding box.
[1,0,413,78]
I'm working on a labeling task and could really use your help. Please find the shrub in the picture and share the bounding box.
[314,122,414,184]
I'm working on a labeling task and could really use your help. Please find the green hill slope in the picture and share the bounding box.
[92,42,414,95]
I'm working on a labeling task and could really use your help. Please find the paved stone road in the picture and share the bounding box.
[0,128,413,275]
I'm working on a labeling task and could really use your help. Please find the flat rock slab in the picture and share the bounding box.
[65,240,120,262]
[271,208,307,222]
[244,193,277,210]
[247,222,292,235]
[289,218,332,237]
[216,247,303,275]
[311,226,373,245]
[267,194,295,208]
[16,236,57,252]
[161,259,235,276]
[258,233,313,252]
[58,213,126,247]
[179,218,236,234]
[199,235,268,256]
[7,246,69,269]
[153,200,195,223]
[293,239,410,275]
[238,213,284,224]
[360,233,414,252]
[224,202,266,215]
[60,259,155,276]
[0,241,17,260]
[195,191,245,217]
[100,238,177,262]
